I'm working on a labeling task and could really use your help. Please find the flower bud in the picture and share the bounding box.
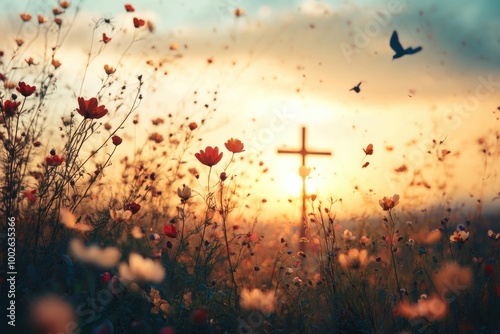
[112,135,122,146]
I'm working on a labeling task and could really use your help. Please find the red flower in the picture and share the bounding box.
[52,58,62,68]
[101,33,112,44]
[363,144,373,155]
[76,97,108,119]
[124,4,135,12]
[191,307,208,324]
[25,57,38,66]
[112,135,122,146]
[485,264,493,276]
[26,189,37,204]
[100,272,111,284]
[224,138,245,153]
[16,82,36,97]
[379,194,400,211]
[59,1,70,9]
[164,225,178,238]
[46,155,65,167]
[133,17,145,28]
[160,327,176,334]
[20,13,32,22]
[124,202,141,214]
[195,146,223,167]
[1,100,20,117]
[149,132,164,144]
[188,122,198,130]
[234,8,244,17]
[104,64,116,75]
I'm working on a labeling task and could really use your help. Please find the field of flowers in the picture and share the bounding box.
[1,2,500,334]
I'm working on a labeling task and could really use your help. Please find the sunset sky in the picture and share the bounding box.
[1,0,499,220]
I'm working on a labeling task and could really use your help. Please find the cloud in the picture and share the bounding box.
[2,0,499,219]
[299,0,333,16]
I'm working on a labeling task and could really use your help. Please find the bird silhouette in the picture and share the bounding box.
[350,82,362,93]
[390,31,422,60]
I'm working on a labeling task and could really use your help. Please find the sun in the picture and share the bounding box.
[282,172,318,197]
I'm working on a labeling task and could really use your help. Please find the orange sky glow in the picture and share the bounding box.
[1,0,499,224]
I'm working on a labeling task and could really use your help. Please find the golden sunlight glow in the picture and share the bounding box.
[282,172,318,197]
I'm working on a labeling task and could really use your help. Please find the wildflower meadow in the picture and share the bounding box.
[1,1,500,334]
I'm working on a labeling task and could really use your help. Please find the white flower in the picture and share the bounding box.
[131,226,144,239]
[60,208,92,232]
[293,277,303,286]
[338,248,369,270]
[488,229,500,240]
[119,253,165,283]
[342,229,357,242]
[450,231,469,243]
[69,239,121,268]
[433,262,472,298]
[110,209,132,223]
[240,288,275,314]
[177,184,192,201]
[395,294,447,321]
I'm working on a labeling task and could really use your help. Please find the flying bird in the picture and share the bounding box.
[350,81,362,93]
[390,31,422,60]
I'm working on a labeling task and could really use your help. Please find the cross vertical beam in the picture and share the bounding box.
[277,126,331,253]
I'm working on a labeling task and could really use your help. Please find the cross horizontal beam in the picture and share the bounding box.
[277,127,331,166]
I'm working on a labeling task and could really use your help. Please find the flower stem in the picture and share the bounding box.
[220,181,238,309]
[388,210,403,301]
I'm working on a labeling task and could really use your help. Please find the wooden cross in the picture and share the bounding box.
[277,126,331,252]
